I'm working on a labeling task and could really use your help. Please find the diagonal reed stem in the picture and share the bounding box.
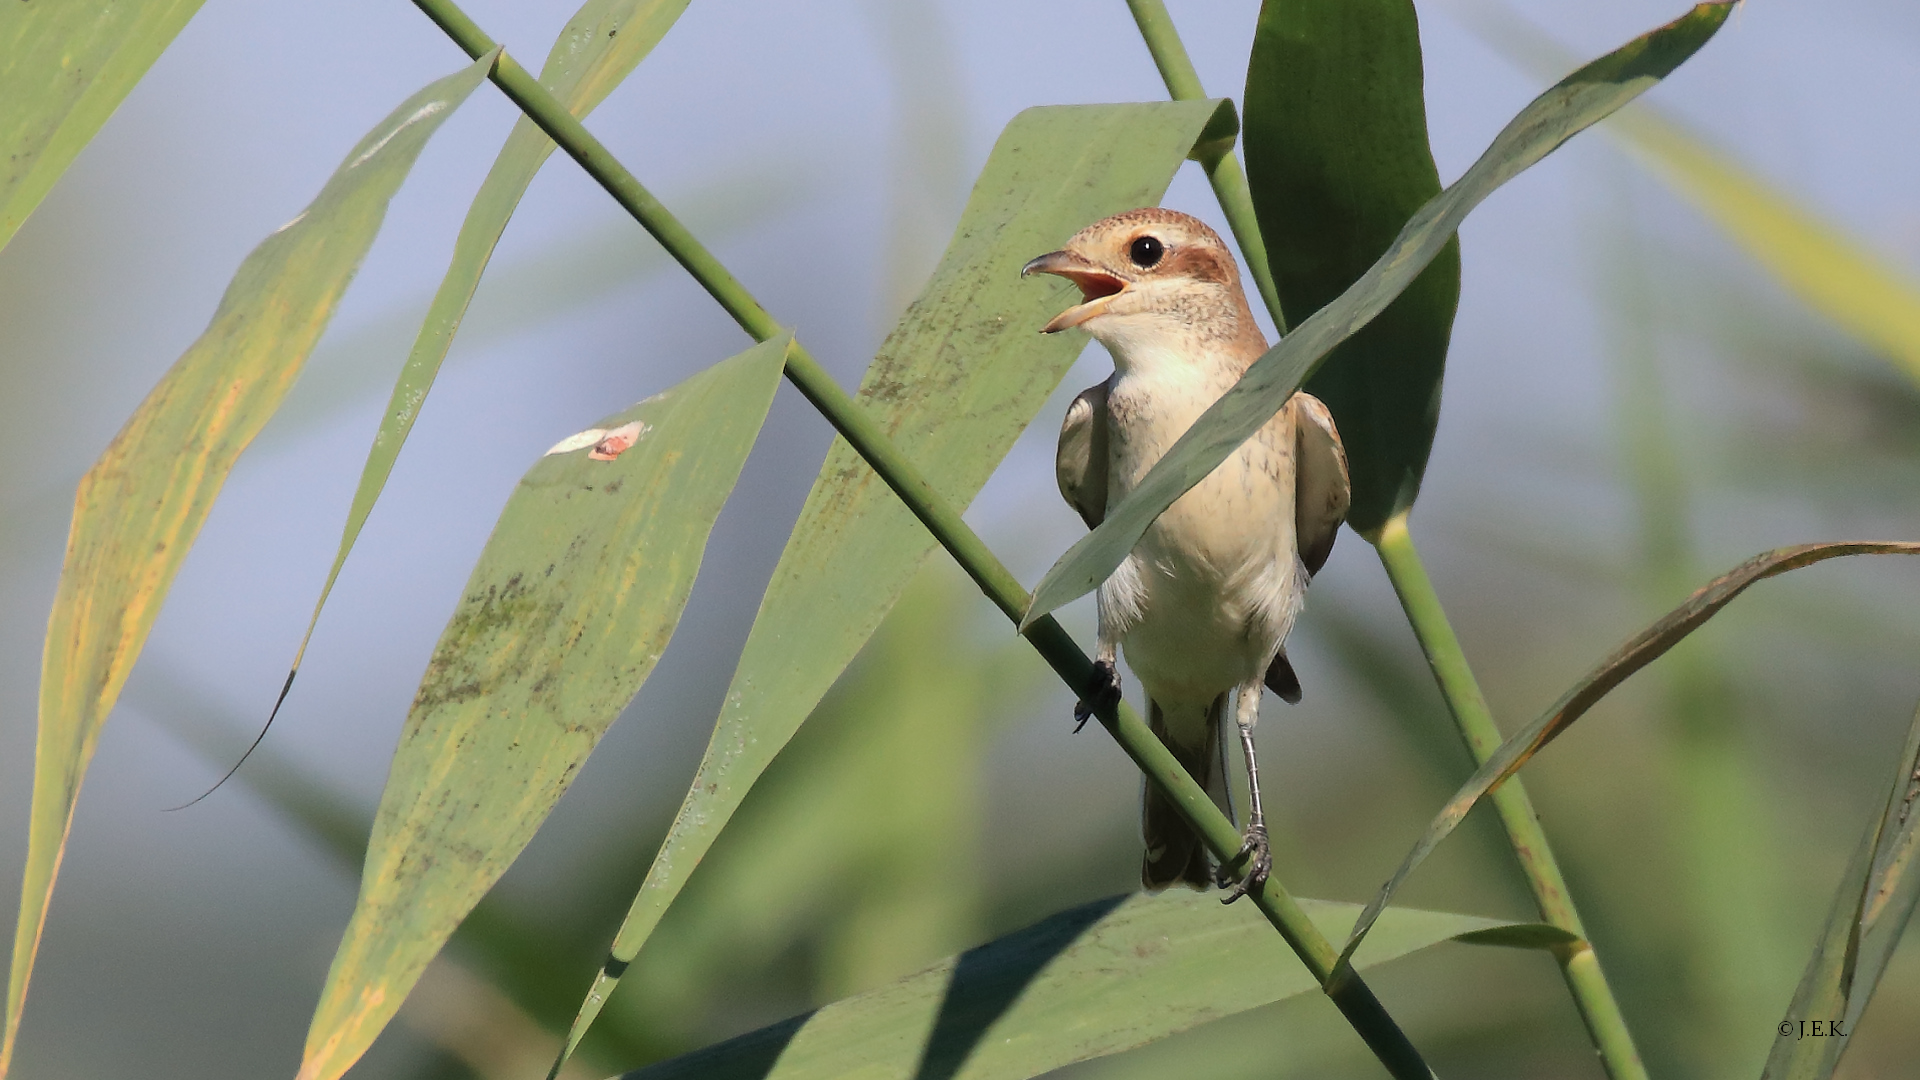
[409,0,1437,1076]
[1374,518,1646,1080]
[1125,3,1646,1077]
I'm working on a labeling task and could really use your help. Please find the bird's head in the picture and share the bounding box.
[1022,208,1259,356]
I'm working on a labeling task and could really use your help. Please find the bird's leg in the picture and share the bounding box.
[1221,681,1271,904]
[1215,705,1238,829]
[1074,595,1125,732]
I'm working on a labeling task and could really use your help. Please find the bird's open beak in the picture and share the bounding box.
[1022,250,1128,334]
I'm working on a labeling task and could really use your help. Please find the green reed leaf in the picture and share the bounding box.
[1762,698,1920,1080]
[1242,0,1460,536]
[627,892,1551,1080]
[296,335,788,1080]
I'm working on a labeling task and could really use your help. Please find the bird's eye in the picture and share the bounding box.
[1129,235,1163,268]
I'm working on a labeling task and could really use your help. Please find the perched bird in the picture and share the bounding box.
[1023,208,1350,900]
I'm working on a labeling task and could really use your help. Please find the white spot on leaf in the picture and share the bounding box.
[545,429,609,456]
[348,101,448,169]
[544,420,650,461]
[588,421,648,461]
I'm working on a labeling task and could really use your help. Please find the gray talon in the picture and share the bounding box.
[1220,823,1271,905]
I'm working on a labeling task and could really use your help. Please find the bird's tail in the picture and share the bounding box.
[1141,693,1231,890]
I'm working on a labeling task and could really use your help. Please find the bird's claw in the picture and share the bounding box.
[1072,659,1122,732]
[1219,823,1271,905]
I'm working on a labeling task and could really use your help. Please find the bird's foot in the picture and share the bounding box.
[1072,659,1122,733]
[1219,823,1271,905]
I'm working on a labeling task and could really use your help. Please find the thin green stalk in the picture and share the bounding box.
[410,1,1435,1075]
[1126,5,1646,1075]
[1125,0,1287,330]
[1375,515,1646,1080]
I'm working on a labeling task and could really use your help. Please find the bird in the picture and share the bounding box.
[1023,207,1350,901]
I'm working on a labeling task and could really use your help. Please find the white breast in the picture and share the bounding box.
[1096,342,1305,707]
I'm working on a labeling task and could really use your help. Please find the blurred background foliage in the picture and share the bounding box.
[2,0,1918,1077]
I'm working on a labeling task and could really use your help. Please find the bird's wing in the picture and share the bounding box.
[1056,381,1111,529]
[1263,393,1348,706]
[1292,391,1350,577]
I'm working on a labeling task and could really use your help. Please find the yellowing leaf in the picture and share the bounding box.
[2,52,493,1077]
[1617,113,1920,387]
